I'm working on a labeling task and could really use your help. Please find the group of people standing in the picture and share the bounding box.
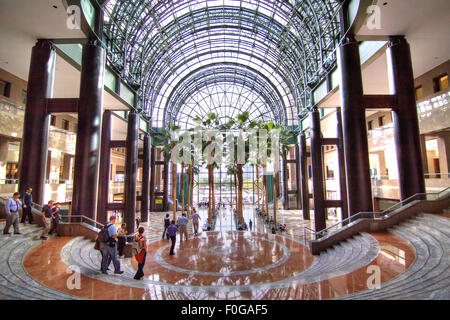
[2,188,60,239]
[96,215,147,281]
[161,208,202,255]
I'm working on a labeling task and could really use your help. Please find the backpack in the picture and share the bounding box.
[98,223,113,243]
[132,235,143,255]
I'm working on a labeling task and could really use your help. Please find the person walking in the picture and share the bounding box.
[177,213,189,242]
[40,200,55,240]
[49,202,61,235]
[117,223,127,258]
[3,192,22,235]
[135,216,141,228]
[133,227,147,280]
[249,219,253,231]
[162,213,170,239]
[167,220,178,255]
[20,187,33,224]
[191,209,201,235]
[100,216,124,275]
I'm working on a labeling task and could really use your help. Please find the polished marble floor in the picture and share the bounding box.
[20,206,423,300]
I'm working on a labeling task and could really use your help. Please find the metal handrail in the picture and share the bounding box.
[60,214,105,229]
[308,187,450,240]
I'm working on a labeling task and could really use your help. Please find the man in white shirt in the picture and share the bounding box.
[191,209,201,235]
[177,213,189,242]
[3,192,22,235]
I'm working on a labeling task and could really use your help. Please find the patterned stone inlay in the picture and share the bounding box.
[154,234,291,276]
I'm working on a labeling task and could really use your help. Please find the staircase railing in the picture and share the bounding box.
[59,215,104,230]
[0,196,105,231]
[303,187,450,250]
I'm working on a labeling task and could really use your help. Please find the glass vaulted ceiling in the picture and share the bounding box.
[101,0,343,129]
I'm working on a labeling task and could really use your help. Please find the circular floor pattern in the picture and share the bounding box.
[208,245,237,256]
[30,230,414,299]
[153,232,292,277]
[62,230,380,293]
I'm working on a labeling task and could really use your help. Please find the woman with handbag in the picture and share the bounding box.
[133,227,147,280]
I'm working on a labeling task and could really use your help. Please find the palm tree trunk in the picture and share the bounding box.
[262,165,269,222]
[187,164,192,218]
[181,163,185,215]
[273,172,278,226]
[237,164,244,224]
[234,173,239,212]
[256,165,260,211]
[208,164,213,224]
[172,161,177,221]
[212,166,215,213]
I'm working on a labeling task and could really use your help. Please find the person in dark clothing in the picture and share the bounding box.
[40,200,55,240]
[135,216,141,228]
[167,220,179,255]
[49,203,61,235]
[162,213,170,239]
[21,187,34,224]
[117,223,127,258]
[100,216,124,275]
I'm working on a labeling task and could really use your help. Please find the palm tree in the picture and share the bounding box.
[186,164,199,218]
[181,162,185,215]
[255,164,260,211]
[193,112,220,226]
[160,122,181,221]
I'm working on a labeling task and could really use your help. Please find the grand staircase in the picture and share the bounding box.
[339,213,450,300]
[0,223,82,300]
[0,213,448,299]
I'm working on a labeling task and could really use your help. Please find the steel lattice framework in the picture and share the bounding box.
[100,0,343,129]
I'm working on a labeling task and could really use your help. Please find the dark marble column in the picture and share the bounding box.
[387,37,425,200]
[163,157,169,211]
[294,144,301,210]
[336,108,349,220]
[149,145,156,211]
[299,134,310,220]
[96,110,112,224]
[124,112,139,234]
[310,108,326,232]
[141,133,150,223]
[282,152,289,209]
[338,39,373,216]
[71,43,105,219]
[19,40,55,204]
[419,134,429,177]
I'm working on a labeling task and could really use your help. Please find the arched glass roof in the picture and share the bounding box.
[101,0,343,128]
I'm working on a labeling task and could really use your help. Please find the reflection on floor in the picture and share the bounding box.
[144,206,335,242]
[22,207,450,300]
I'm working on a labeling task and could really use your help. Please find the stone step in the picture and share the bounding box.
[0,231,65,299]
[366,223,444,299]
[0,221,83,300]
[7,237,81,300]
[338,214,449,300]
